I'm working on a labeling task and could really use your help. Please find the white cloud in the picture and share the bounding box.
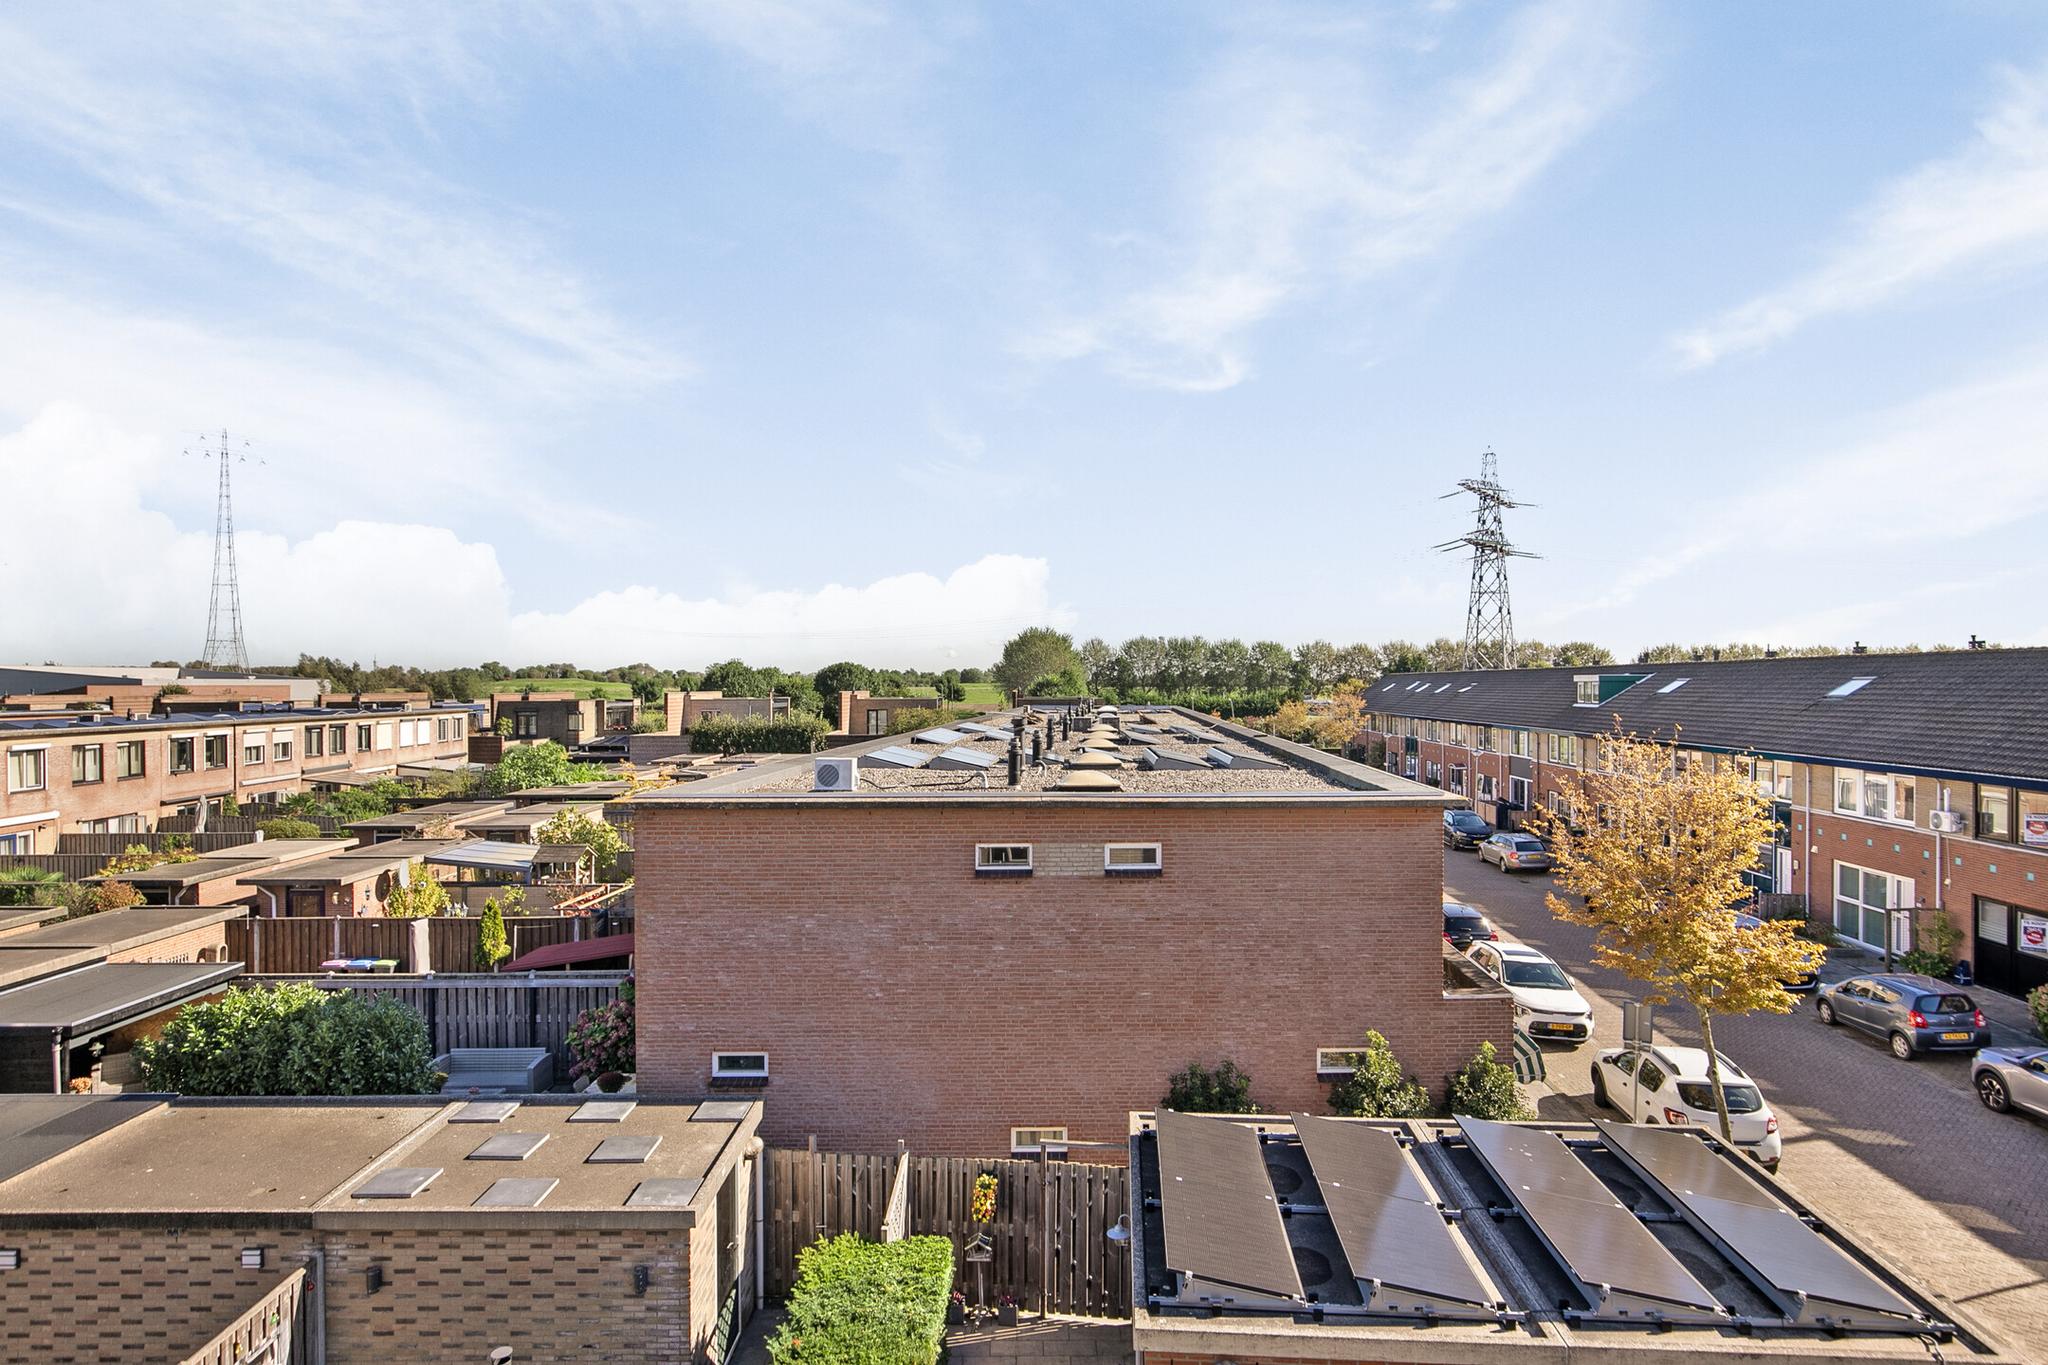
[1672,61,2048,368]
[0,405,1065,670]
[1021,0,1642,391]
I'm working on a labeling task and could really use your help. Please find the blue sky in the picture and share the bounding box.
[5,1,2048,670]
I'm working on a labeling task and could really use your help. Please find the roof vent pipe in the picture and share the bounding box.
[1008,741,1021,787]
[1030,731,1042,765]
[1968,634,1985,650]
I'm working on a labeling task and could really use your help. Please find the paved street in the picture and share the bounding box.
[1445,849,2048,1362]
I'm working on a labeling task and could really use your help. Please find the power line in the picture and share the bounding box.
[1436,450,1537,671]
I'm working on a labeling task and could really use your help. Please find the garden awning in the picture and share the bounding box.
[424,840,541,875]
[498,933,633,973]
[1511,1027,1546,1084]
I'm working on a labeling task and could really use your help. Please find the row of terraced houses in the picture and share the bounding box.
[1354,647,2048,1001]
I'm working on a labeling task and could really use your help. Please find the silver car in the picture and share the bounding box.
[1973,1046,2048,1119]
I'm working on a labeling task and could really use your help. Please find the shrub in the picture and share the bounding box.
[1444,1042,1533,1120]
[690,712,831,754]
[1162,1059,1259,1113]
[883,707,954,736]
[0,866,64,907]
[1898,948,1953,978]
[475,896,511,970]
[535,808,627,879]
[565,976,635,1079]
[382,862,450,919]
[134,983,437,1095]
[768,1234,954,1365]
[258,817,324,841]
[1326,1032,1430,1118]
[2029,984,2048,1042]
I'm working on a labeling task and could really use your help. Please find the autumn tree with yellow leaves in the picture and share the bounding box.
[1529,726,1824,1142]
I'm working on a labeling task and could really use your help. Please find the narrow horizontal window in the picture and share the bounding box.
[1103,843,1162,875]
[975,844,1033,875]
[711,1052,769,1079]
[1316,1048,1368,1077]
[1011,1126,1068,1157]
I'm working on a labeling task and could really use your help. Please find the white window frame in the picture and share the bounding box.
[1010,1126,1069,1157]
[243,737,266,766]
[1833,861,1913,953]
[1103,843,1162,874]
[1508,775,1532,807]
[975,843,1033,875]
[1316,1048,1373,1078]
[1832,769,1918,826]
[1447,764,1467,794]
[6,745,48,793]
[711,1051,770,1080]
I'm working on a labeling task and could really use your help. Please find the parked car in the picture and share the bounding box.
[1734,912,1819,991]
[1465,940,1595,1043]
[1478,832,1554,873]
[1591,1044,1782,1170]
[1442,902,1498,950]
[1443,808,1494,850]
[1814,973,1989,1059]
[1972,1046,2048,1119]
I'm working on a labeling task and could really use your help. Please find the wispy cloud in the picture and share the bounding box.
[1020,0,1643,391]
[1672,60,2048,369]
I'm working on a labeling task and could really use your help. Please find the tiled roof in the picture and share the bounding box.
[1366,649,2048,785]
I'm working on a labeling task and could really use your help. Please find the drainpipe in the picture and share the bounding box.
[305,1248,327,1365]
[49,1027,67,1094]
[257,887,278,918]
[1802,767,1812,917]
[749,1136,767,1312]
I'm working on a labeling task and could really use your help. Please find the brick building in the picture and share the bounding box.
[1355,649,2048,1000]
[0,1093,764,1363]
[628,708,1512,1158]
[0,700,471,854]
[834,689,939,735]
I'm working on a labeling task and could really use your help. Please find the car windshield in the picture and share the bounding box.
[1504,960,1570,989]
[1450,813,1487,830]
[1677,1082,1762,1113]
[1918,994,1973,1014]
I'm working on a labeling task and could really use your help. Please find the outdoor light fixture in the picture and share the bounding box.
[365,1264,384,1294]
[633,1265,651,1297]
[240,1247,265,1270]
[1105,1214,1132,1247]
[0,1248,18,1271]
[488,1349,515,1364]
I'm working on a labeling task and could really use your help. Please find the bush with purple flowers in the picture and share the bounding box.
[565,975,635,1080]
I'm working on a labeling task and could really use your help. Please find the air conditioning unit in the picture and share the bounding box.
[812,756,858,792]
[1928,809,1966,834]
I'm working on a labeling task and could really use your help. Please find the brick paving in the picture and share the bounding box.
[729,1307,1133,1364]
[1446,851,2048,1364]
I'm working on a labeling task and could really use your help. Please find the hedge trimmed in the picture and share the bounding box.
[133,982,439,1096]
[691,712,831,755]
[768,1234,953,1365]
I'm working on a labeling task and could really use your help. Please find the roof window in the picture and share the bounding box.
[1826,677,1875,698]
[1657,678,1690,694]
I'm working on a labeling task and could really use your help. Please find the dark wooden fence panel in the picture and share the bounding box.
[224,914,598,974]
[238,972,623,1071]
[764,1148,1130,1318]
[55,831,293,857]
[0,854,107,881]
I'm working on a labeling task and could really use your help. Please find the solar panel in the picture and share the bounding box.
[1458,1118,1720,1319]
[1291,1115,1495,1313]
[1596,1122,1919,1326]
[956,722,1010,738]
[928,746,997,770]
[352,1166,442,1199]
[1154,1111,1303,1303]
[1138,747,1208,772]
[475,1177,558,1208]
[862,745,932,769]
[912,727,970,745]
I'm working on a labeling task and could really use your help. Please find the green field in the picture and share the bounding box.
[495,677,634,699]
[901,682,1007,704]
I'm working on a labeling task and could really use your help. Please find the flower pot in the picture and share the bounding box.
[946,1301,966,1327]
[996,1304,1018,1328]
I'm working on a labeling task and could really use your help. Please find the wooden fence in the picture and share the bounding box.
[224,914,594,974]
[159,812,349,835]
[55,831,296,857]
[0,854,109,882]
[764,1147,1131,1318]
[242,972,625,1071]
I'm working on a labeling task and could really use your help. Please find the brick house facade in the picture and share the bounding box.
[630,716,1513,1158]
[1357,650,2048,1000]
[0,703,471,855]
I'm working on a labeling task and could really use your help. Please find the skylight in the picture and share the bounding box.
[1826,677,1875,698]
[1457,684,1475,693]
[1657,678,1690,694]
[1434,684,1451,693]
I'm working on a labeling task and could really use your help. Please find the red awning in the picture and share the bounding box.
[498,932,634,972]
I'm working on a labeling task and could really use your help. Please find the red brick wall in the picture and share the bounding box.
[636,800,1507,1157]
[106,920,231,964]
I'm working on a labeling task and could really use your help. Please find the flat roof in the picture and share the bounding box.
[237,838,461,886]
[1131,1112,2016,1362]
[425,840,543,873]
[0,906,67,937]
[91,839,337,886]
[0,1096,759,1225]
[0,945,104,991]
[0,904,248,955]
[345,801,512,831]
[0,961,242,1039]
[628,707,1451,808]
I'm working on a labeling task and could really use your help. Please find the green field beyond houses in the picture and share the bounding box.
[494,678,635,699]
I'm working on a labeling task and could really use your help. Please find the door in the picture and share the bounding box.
[1975,897,2048,1000]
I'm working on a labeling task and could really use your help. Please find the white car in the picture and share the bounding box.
[1591,1044,1782,1170]
[1464,940,1595,1044]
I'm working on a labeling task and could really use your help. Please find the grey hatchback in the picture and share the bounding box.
[1815,973,1989,1059]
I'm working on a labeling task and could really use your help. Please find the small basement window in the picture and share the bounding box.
[711,1052,769,1080]
[975,844,1033,875]
[1011,1126,1069,1157]
[1826,676,1875,698]
[1104,843,1162,875]
[1316,1048,1368,1078]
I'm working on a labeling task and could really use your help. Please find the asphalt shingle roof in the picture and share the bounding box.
[1366,648,2048,786]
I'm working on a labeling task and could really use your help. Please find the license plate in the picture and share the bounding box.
[1538,1023,1573,1034]
[1940,1031,1969,1042]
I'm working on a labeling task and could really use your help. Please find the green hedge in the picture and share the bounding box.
[768,1234,953,1365]
[691,712,831,754]
[133,982,439,1096]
